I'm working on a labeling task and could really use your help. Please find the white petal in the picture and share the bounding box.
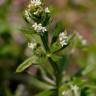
[45,7,50,13]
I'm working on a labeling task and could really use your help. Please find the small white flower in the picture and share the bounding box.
[33,9,41,15]
[59,32,68,47]
[70,85,80,96]
[31,0,41,6]
[62,90,72,96]
[45,7,50,13]
[32,23,38,30]
[62,91,68,96]
[33,11,38,15]
[81,39,87,45]
[25,10,31,22]
[28,42,36,49]
[32,23,47,33]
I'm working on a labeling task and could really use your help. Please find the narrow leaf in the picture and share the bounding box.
[36,90,52,96]
[51,21,63,44]
[16,56,38,72]
[28,76,54,90]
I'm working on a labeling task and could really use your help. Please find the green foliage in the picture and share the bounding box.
[51,21,63,45]
[0,0,96,96]
[36,90,52,96]
[16,1,77,96]
[16,56,38,72]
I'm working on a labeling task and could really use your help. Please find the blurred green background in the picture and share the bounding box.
[0,0,96,96]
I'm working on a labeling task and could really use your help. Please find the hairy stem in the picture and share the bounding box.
[48,57,62,96]
[40,32,62,96]
[40,32,50,52]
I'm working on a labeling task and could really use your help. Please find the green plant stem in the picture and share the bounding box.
[48,57,62,96]
[40,33,50,52]
[40,31,62,96]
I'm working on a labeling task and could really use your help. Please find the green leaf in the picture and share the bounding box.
[16,56,38,72]
[28,76,54,90]
[51,21,63,45]
[20,25,35,35]
[42,13,51,26]
[5,87,13,96]
[50,42,61,53]
[36,90,52,96]
[40,32,49,52]
[51,54,61,62]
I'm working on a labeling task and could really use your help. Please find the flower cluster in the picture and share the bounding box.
[28,41,36,50]
[24,0,50,34]
[59,31,68,47]
[32,23,47,33]
[30,0,41,6]
[24,0,51,49]
[71,85,80,96]
[24,10,31,22]
[45,7,50,13]
[62,85,80,96]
